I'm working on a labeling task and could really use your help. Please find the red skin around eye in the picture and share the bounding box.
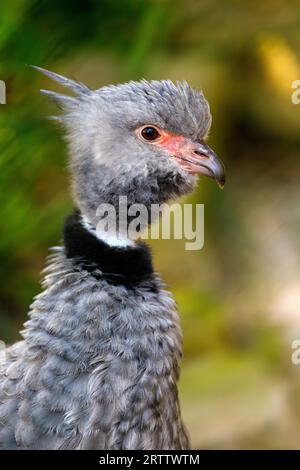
[137,125,191,155]
[156,131,187,154]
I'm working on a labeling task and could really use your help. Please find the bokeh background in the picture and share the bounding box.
[1,0,300,449]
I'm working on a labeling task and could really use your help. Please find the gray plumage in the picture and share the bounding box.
[0,67,219,450]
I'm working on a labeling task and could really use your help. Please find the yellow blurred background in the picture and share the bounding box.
[1,0,300,449]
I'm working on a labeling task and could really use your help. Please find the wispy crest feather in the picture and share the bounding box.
[31,65,92,118]
[31,65,91,96]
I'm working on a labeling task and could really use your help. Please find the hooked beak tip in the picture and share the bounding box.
[217,177,225,189]
[197,144,226,189]
[214,167,226,189]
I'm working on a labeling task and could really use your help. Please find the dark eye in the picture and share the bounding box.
[141,126,160,141]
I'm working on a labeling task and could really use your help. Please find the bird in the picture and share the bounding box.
[0,67,225,450]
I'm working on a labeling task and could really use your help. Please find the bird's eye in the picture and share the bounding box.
[141,126,161,141]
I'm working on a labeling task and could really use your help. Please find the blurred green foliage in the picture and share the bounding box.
[1,0,300,448]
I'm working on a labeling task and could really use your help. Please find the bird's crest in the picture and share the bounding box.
[31,65,91,118]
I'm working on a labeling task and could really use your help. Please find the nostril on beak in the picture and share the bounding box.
[192,150,209,159]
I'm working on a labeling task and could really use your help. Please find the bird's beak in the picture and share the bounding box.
[171,140,226,188]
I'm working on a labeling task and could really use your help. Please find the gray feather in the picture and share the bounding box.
[40,89,78,110]
[0,248,189,449]
[31,65,91,96]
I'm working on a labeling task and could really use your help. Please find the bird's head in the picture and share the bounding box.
[33,67,225,231]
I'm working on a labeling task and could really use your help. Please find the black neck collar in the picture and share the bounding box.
[63,211,155,288]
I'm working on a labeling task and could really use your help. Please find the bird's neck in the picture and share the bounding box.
[63,211,155,288]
